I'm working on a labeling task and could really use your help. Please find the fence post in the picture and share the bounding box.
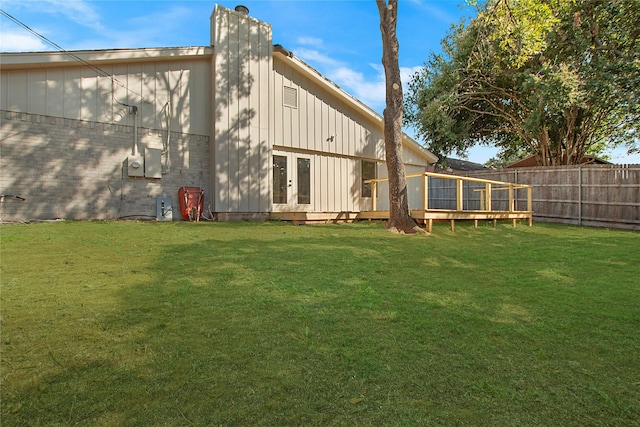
[527,186,533,226]
[578,166,582,226]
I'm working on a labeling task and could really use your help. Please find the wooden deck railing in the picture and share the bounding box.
[364,172,533,230]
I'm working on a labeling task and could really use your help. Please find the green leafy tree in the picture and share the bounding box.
[405,0,640,166]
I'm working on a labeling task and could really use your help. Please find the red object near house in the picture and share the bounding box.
[178,186,204,221]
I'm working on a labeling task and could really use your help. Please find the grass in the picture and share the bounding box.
[1,220,639,426]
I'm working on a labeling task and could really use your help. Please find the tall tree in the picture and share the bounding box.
[405,0,640,166]
[376,0,425,234]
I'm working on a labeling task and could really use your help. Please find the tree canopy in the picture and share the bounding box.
[405,0,640,166]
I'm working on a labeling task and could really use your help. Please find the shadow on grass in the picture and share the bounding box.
[3,222,639,426]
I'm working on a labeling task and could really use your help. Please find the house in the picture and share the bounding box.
[0,4,437,222]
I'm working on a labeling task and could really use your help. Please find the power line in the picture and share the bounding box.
[0,9,145,102]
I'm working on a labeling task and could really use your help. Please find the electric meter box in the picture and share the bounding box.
[145,148,162,179]
[126,156,144,177]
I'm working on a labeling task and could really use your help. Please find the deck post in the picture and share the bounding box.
[509,184,515,212]
[456,178,463,211]
[427,218,433,233]
[485,183,492,211]
[422,174,428,210]
[450,219,455,231]
[372,181,377,211]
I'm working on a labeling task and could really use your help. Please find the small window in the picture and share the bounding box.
[362,160,376,198]
[283,86,298,108]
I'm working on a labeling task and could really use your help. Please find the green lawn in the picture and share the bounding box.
[1,221,638,426]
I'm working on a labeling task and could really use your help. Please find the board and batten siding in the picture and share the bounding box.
[211,5,273,214]
[273,58,386,161]
[271,55,431,214]
[0,56,212,137]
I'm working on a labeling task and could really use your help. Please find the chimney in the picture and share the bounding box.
[234,5,249,15]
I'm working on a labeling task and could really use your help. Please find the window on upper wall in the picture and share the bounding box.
[283,86,298,108]
[362,160,376,198]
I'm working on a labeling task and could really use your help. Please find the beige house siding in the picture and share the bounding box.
[270,149,364,213]
[0,51,212,136]
[212,5,272,214]
[272,57,386,161]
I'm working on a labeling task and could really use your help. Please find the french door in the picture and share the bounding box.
[272,152,312,211]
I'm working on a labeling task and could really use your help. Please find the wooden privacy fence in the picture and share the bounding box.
[363,172,533,231]
[461,164,640,231]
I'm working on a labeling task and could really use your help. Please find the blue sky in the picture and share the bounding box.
[1,0,638,164]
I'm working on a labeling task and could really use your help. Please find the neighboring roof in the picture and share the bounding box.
[444,158,489,171]
[507,154,611,168]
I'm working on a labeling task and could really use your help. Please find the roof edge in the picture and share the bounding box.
[0,46,213,69]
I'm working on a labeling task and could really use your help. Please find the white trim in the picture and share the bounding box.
[0,47,213,70]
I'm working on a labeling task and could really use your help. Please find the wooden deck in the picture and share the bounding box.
[272,209,532,231]
[272,172,533,231]
[358,209,532,232]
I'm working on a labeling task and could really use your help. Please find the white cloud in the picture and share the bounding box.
[294,48,340,68]
[0,31,49,52]
[3,0,104,29]
[294,46,424,112]
[85,6,197,49]
[42,0,104,31]
[331,66,386,107]
[401,65,423,85]
[296,36,323,48]
[407,0,460,24]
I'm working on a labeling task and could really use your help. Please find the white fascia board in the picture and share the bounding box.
[0,46,213,70]
[273,50,437,164]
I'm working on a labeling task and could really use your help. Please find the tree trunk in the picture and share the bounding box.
[376,0,424,234]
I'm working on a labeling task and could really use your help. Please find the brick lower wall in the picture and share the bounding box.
[0,110,210,222]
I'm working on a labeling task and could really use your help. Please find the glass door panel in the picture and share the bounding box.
[297,157,311,205]
[273,155,288,204]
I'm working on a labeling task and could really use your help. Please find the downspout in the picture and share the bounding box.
[131,105,139,156]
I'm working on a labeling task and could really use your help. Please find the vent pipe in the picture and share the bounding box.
[234,5,249,15]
